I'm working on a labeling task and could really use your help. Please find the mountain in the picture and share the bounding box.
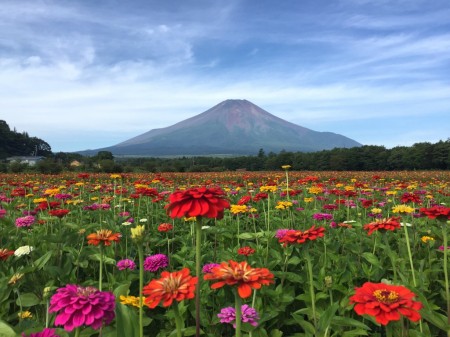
[79,99,362,156]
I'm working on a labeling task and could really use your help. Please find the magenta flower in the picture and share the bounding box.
[202,263,220,274]
[49,284,115,331]
[0,209,6,218]
[15,215,35,228]
[22,328,60,337]
[275,229,289,239]
[218,305,259,328]
[312,213,333,221]
[143,254,169,272]
[117,259,136,270]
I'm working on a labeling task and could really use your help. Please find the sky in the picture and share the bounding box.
[1,0,449,153]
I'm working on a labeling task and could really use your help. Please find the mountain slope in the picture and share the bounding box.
[80,99,361,156]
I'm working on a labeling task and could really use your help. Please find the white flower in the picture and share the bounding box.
[14,246,34,257]
[400,222,413,227]
[121,221,132,226]
[202,226,211,230]
[139,218,148,223]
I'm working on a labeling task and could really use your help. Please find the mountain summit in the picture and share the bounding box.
[81,99,361,156]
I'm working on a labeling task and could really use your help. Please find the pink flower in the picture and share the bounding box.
[0,209,6,218]
[144,254,168,272]
[15,215,35,228]
[49,284,115,331]
[117,259,136,270]
[22,328,60,337]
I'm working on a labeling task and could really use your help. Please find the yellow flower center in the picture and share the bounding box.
[373,289,399,304]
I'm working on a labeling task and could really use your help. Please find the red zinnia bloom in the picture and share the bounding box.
[87,229,121,246]
[237,246,256,256]
[401,192,421,204]
[278,225,325,246]
[0,248,15,261]
[237,195,252,205]
[204,260,274,298]
[166,187,230,219]
[143,268,197,308]
[363,217,401,236]
[419,206,450,221]
[350,282,422,325]
[158,223,173,232]
[48,209,70,218]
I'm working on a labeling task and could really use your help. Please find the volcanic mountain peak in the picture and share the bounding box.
[80,99,361,156]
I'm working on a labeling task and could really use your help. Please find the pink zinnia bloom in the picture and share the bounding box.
[49,284,115,331]
[15,215,35,228]
[117,259,136,270]
[0,209,6,218]
[22,328,60,337]
[144,254,169,272]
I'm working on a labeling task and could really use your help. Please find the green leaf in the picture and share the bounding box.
[32,251,53,270]
[361,252,380,266]
[0,321,18,337]
[316,303,338,337]
[16,292,40,307]
[269,329,283,337]
[342,329,369,337]
[115,302,140,337]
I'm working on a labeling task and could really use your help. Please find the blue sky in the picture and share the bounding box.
[1,0,449,152]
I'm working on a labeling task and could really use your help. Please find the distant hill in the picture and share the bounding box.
[78,99,362,156]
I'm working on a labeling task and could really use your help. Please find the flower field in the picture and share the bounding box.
[0,170,449,337]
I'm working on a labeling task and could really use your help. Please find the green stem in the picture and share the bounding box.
[138,245,144,337]
[99,245,103,291]
[173,302,183,337]
[305,250,317,331]
[403,224,417,287]
[195,219,203,337]
[235,290,242,337]
[442,222,450,337]
[74,327,81,337]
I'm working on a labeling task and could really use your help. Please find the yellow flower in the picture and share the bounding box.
[386,191,398,196]
[421,236,435,243]
[308,186,323,194]
[281,165,291,170]
[304,197,314,203]
[44,188,60,196]
[230,205,248,214]
[75,182,85,186]
[371,208,382,214]
[275,201,293,210]
[33,197,47,204]
[392,205,415,214]
[120,295,144,308]
[260,185,277,193]
[91,197,99,201]
[18,311,32,319]
[25,194,34,198]
[248,207,257,213]
[344,186,355,191]
[350,179,357,183]
[335,183,344,188]
[8,273,24,285]
[183,216,197,222]
[110,174,122,179]
[131,225,145,240]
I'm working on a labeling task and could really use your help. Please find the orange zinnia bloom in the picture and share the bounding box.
[86,229,121,246]
[363,217,401,236]
[204,260,274,298]
[143,268,197,308]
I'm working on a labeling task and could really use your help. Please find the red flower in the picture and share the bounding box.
[87,229,121,246]
[277,225,325,246]
[401,192,421,204]
[350,282,422,325]
[237,195,252,205]
[419,206,450,221]
[204,260,274,298]
[48,209,70,218]
[143,268,197,308]
[158,223,173,232]
[363,217,401,236]
[166,187,230,219]
[237,246,255,256]
[0,248,14,261]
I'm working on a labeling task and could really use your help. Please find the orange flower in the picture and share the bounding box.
[143,268,197,308]
[86,229,121,246]
[0,248,14,261]
[277,225,325,246]
[350,282,422,325]
[363,217,401,236]
[204,260,274,298]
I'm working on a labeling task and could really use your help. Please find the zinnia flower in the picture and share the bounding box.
[144,254,169,272]
[0,248,15,261]
[237,246,256,256]
[22,328,60,337]
[14,245,34,257]
[87,229,121,246]
[277,225,325,246]
[218,304,260,328]
[48,209,70,218]
[0,209,6,218]
[15,215,35,227]
[419,205,450,221]
[49,284,115,331]
[363,217,401,236]
[158,223,173,232]
[204,260,274,298]
[166,187,230,219]
[350,282,422,325]
[143,268,198,308]
[202,263,220,274]
[117,259,136,270]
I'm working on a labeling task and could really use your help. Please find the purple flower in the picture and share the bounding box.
[49,284,115,331]
[312,213,333,221]
[22,328,60,337]
[15,215,35,228]
[439,246,450,251]
[218,305,259,328]
[117,259,136,271]
[143,254,168,272]
[55,193,73,200]
[202,263,220,274]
